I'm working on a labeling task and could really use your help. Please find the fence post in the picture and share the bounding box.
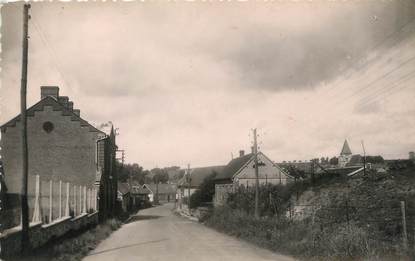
[49,180,53,223]
[92,188,95,211]
[87,188,89,213]
[32,175,41,223]
[65,182,70,217]
[59,180,62,219]
[83,186,87,213]
[401,201,408,251]
[79,185,82,214]
[88,188,91,212]
[95,188,98,211]
[74,185,77,216]
[345,200,350,226]
[88,188,92,212]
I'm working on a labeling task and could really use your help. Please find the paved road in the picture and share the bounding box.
[83,203,295,261]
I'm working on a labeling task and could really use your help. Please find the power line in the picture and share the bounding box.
[30,15,73,93]
[343,55,415,101]
[322,54,415,112]
[320,14,415,102]
[356,70,415,109]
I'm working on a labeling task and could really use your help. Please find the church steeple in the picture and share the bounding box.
[340,140,352,156]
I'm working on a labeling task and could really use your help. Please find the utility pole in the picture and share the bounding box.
[187,164,191,208]
[118,149,128,209]
[253,128,259,219]
[361,141,366,176]
[20,3,31,253]
[311,159,315,184]
[155,175,159,205]
[121,150,125,165]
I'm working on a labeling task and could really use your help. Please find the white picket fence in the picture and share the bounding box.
[31,175,98,224]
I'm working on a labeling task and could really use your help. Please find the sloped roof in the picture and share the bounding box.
[144,183,177,194]
[132,185,151,195]
[340,140,352,155]
[178,165,225,188]
[214,153,254,181]
[118,182,130,195]
[348,154,363,165]
[0,96,103,134]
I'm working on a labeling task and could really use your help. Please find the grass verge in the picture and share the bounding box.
[9,219,122,261]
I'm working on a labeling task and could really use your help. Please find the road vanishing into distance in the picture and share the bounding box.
[83,203,295,261]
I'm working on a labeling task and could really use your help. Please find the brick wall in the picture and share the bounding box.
[1,106,101,226]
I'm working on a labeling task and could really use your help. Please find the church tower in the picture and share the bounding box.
[339,140,352,167]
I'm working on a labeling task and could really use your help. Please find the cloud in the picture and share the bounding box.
[1,1,415,168]
[214,1,412,91]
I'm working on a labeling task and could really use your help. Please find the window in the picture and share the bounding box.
[42,121,54,133]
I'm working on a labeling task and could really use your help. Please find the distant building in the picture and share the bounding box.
[214,150,293,206]
[177,165,225,197]
[0,86,117,228]
[409,151,415,162]
[177,165,225,208]
[338,140,353,167]
[117,182,132,212]
[143,183,177,203]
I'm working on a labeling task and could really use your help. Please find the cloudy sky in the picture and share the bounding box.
[1,1,415,169]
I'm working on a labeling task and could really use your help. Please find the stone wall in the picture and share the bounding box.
[0,212,99,258]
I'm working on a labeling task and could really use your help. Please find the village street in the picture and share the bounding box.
[83,204,295,261]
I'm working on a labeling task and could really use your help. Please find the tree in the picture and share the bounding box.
[366,155,385,164]
[189,171,217,209]
[329,157,339,165]
[285,165,306,179]
[151,168,169,184]
[117,162,147,184]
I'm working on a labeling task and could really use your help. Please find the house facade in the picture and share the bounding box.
[144,183,177,203]
[0,86,117,228]
[177,165,225,209]
[214,150,293,206]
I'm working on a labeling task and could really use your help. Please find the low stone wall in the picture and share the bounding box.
[0,212,99,258]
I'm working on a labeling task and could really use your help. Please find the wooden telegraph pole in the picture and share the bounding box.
[20,3,31,253]
[155,171,159,205]
[361,141,366,176]
[187,164,191,208]
[253,129,260,219]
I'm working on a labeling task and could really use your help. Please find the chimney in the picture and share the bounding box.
[58,96,69,107]
[239,150,245,157]
[73,109,80,117]
[67,101,74,110]
[251,146,254,154]
[41,86,59,100]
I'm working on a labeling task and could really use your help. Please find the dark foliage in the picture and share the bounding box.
[151,168,169,184]
[189,172,217,209]
[117,162,148,184]
[329,156,338,165]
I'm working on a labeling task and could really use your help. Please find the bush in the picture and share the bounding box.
[205,206,391,259]
[107,218,122,231]
[188,172,217,209]
[226,184,293,217]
